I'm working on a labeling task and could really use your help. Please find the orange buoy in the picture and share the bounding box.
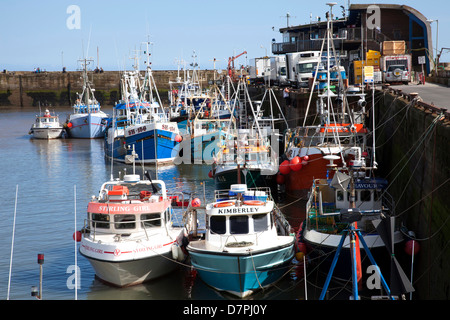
[73,231,82,242]
[290,156,303,171]
[191,198,201,207]
[405,240,420,256]
[276,173,285,184]
[279,160,291,175]
[175,134,182,143]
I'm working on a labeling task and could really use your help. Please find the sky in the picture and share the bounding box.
[1,0,449,72]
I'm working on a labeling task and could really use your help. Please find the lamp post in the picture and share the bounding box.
[427,19,439,76]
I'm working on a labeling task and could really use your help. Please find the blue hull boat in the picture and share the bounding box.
[105,124,180,165]
[189,242,293,298]
[187,184,294,298]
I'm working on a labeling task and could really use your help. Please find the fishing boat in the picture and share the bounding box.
[29,109,65,139]
[65,58,109,139]
[105,46,181,165]
[298,5,415,299]
[280,10,368,197]
[212,79,285,191]
[79,152,186,287]
[167,53,208,123]
[180,81,237,164]
[299,168,403,280]
[187,184,294,298]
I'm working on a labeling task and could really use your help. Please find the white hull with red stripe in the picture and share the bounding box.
[79,175,186,287]
[81,229,183,287]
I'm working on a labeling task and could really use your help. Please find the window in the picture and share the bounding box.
[142,213,161,227]
[361,190,372,202]
[210,216,226,234]
[91,213,110,229]
[230,215,249,234]
[114,214,136,229]
[336,190,344,201]
[280,67,287,76]
[253,214,268,232]
[296,62,318,74]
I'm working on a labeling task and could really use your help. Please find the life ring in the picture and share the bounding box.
[243,200,265,206]
[214,201,235,208]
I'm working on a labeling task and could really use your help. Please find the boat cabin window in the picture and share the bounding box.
[361,190,372,202]
[210,216,226,234]
[114,214,136,229]
[337,190,344,201]
[253,214,268,232]
[91,213,110,229]
[230,215,249,234]
[142,213,161,227]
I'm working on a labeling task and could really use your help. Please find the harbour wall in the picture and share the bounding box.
[376,88,450,300]
[0,70,224,107]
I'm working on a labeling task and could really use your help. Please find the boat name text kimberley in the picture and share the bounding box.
[216,207,261,214]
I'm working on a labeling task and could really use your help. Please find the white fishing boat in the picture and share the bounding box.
[65,58,109,139]
[29,109,65,139]
[212,78,285,192]
[79,152,186,287]
[187,184,294,298]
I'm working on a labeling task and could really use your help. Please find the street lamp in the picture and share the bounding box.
[427,19,439,76]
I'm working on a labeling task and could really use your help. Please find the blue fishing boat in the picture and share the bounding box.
[105,48,181,165]
[65,58,109,139]
[187,184,294,298]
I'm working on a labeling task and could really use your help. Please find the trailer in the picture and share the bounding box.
[248,57,270,85]
[269,55,288,86]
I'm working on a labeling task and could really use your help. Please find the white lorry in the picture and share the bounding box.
[381,54,412,84]
[286,51,321,87]
[269,55,288,86]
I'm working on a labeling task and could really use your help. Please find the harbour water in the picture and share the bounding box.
[0,107,308,300]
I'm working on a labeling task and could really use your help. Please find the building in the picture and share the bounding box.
[272,4,434,75]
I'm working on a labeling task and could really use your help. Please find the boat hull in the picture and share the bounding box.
[67,113,108,139]
[30,127,64,139]
[105,126,180,164]
[188,243,294,298]
[284,153,342,196]
[302,228,404,281]
[81,250,178,287]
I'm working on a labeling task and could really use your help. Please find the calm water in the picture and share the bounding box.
[0,107,309,301]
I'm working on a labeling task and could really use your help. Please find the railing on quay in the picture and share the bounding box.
[381,84,450,122]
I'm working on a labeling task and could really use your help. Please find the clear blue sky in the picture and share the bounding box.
[1,0,448,71]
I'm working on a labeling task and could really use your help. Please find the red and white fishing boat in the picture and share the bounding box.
[280,9,370,197]
[80,169,187,287]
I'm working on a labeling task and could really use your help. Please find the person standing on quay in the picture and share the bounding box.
[283,87,291,108]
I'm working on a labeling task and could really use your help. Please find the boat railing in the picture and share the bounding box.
[214,186,272,203]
